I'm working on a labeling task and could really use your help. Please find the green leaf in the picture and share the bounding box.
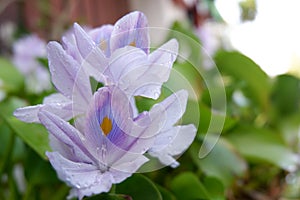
[271,74,300,116]
[214,51,271,111]
[5,117,50,159]
[197,103,237,134]
[0,121,25,162]
[190,136,247,187]
[170,172,210,200]
[226,125,298,171]
[156,185,176,200]
[85,193,131,200]
[116,174,162,200]
[0,57,23,93]
[203,177,226,200]
[24,149,58,185]
[0,97,49,159]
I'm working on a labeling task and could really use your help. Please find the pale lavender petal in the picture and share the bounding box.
[148,39,178,67]
[61,30,83,63]
[84,87,154,164]
[89,25,113,57]
[43,93,75,119]
[49,134,74,160]
[46,152,112,200]
[43,93,70,104]
[116,40,178,99]
[47,41,79,97]
[107,46,147,84]
[73,23,108,82]
[13,105,43,123]
[14,93,74,123]
[47,41,92,110]
[39,110,94,163]
[151,90,188,131]
[110,11,149,54]
[148,124,196,167]
[110,151,148,174]
[132,39,178,99]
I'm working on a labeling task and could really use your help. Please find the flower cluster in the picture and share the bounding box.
[14,11,196,199]
[12,34,51,93]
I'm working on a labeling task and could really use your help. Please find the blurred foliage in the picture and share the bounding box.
[239,0,257,22]
[0,18,300,200]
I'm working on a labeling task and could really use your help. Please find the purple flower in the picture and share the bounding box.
[39,86,193,199]
[12,34,51,93]
[14,11,178,122]
[14,11,197,198]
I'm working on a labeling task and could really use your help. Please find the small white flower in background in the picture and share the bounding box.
[12,34,51,93]
[0,79,6,102]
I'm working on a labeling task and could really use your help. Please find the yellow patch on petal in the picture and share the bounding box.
[99,40,108,51]
[100,116,112,136]
[129,41,136,47]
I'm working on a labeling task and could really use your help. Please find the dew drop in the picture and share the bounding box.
[170,53,176,61]
[96,147,100,153]
[83,183,89,188]
[153,92,160,99]
[170,161,179,168]
[116,25,120,29]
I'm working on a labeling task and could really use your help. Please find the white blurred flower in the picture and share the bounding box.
[0,79,6,101]
[12,34,51,93]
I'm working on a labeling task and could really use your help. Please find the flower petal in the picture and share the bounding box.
[148,124,197,167]
[133,39,178,99]
[47,152,112,200]
[13,105,43,123]
[73,23,109,83]
[107,46,147,84]
[116,39,179,99]
[13,95,73,123]
[110,151,148,174]
[84,87,148,154]
[89,25,113,57]
[110,11,149,54]
[151,90,188,131]
[47,41,92,110]
[61,29,83,62]
[39,110,94,163]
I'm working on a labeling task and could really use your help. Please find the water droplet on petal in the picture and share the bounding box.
[170,161,179,168]
[170,53,176,61]
[116,25,120,29]
[153,92,160,99]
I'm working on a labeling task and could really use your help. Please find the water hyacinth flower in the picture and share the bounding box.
[14,11,197,198]
[40,86,194,199]
[14,11,177,122]
[12,34,51,93]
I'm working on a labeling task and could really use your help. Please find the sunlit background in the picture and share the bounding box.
[131,0,300,77]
